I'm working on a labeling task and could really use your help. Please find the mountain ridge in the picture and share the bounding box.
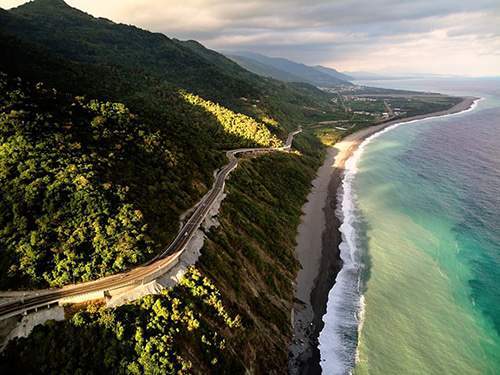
[0,0,349,289]
[0,1,347,372]
[1,0,344,131]
[313,64,353,82]
[226,50,352,87]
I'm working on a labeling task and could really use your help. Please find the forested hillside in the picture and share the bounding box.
[0,73,281,289]
[0,0,350,289]
[0,0,344,130]
[0,133,325,374]
[0,0,340,371]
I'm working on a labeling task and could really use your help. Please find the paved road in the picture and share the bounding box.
[0,128,302,320]
[383,100,394,117]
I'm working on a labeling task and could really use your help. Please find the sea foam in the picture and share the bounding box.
[318,98,482,374]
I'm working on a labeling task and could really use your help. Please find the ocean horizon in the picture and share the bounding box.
[319,78,500,374]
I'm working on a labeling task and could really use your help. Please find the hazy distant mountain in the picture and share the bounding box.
[227,51,352,87]
[227,54,305,83]
[312,65,353,82]
[346,71,466,81]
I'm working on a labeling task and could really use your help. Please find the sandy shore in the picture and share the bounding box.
[288,96,477,374]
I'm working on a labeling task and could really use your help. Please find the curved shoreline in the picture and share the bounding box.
[289,96,479,374]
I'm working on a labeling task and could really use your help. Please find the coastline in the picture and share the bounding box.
[288,96,478,374]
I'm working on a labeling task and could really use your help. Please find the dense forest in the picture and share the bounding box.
[0,73,282,289]
[0,0,330,365]
[1,267,242,374]
[0,0,348,289]
[0,0,346,131]
[1,133,325,374]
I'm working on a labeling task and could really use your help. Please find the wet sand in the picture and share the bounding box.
[289,96,477,374]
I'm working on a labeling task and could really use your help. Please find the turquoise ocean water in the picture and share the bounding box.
[319,78,500,374]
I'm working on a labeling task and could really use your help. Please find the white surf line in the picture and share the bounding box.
[318,97,482,375]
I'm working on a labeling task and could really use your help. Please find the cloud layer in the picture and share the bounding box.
[2,0,499,76]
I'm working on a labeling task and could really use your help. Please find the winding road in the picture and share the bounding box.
[0,128,302,320]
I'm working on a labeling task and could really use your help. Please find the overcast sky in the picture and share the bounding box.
[2,0,499,76]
